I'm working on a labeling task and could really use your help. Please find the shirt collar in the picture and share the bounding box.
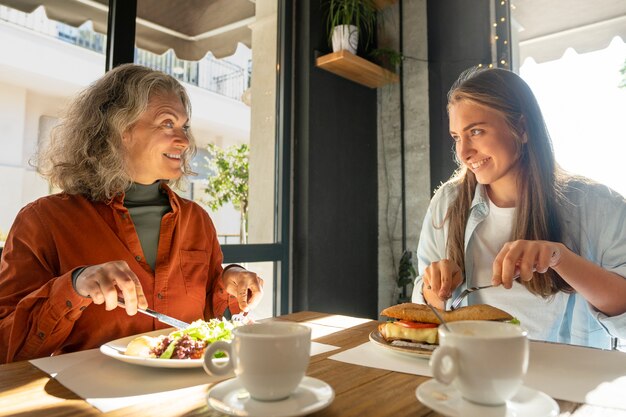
[471,183,490,211]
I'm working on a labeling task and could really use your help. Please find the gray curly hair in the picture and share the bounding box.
[36,63,197,201]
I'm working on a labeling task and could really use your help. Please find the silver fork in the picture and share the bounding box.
[447,253,561,310]
[449,285,494,310]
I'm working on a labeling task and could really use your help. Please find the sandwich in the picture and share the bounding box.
[378,303,514,346]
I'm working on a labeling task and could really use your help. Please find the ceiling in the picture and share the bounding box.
[511,0,626,63]
[0,0,255,60]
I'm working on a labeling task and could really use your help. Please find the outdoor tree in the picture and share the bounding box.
[203,143,249,243]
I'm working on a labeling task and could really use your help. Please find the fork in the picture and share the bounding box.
[446,251,561,310]
[449,285,494,310]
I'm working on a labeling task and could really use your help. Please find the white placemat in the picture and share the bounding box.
[329,340,626,409]
[329,340,433,376]
[30,341,338,413]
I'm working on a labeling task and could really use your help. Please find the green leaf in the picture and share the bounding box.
[203,143,249,239]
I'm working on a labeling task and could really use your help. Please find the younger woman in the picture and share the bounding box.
[412,67,626,349]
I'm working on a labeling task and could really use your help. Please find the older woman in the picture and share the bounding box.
[0,64,263,363]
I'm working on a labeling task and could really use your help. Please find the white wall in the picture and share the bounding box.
[0,82,64,234]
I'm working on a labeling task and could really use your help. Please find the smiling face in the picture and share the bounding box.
[449,99,523,207]
[123,93,190,184]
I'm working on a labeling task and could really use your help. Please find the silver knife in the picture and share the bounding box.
[117,297,190,329]
[425,301,451,332]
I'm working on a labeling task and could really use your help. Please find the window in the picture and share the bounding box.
[0,0,291,317]
[511,0,626,195]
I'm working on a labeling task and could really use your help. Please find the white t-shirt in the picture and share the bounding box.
[468,197,568,341]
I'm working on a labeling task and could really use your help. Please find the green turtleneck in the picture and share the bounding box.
[124,182,172,270]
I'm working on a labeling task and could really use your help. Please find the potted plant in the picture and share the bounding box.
[396,250,416,303]
[326,0,378,54]
[369,47,403,73]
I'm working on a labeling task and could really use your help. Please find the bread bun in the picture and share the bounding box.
[124,335,161,357]
[380,303,513,324]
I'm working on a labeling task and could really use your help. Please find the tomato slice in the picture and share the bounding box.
[394,320,438,329]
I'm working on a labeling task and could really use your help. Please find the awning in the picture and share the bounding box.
[0,0,255,60]
[512,0,626,63]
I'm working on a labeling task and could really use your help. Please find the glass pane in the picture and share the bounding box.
[0,2,107,248]
[511,1,626,196]
[135,0,278,245]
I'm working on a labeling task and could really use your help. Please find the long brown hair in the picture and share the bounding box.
[36,64,197,201]
[444,67,573,297]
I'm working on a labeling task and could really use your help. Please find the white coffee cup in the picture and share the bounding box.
[429,320,529,405]
[203,322,311,401]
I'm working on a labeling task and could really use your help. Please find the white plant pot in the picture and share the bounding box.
[331,24,359,54]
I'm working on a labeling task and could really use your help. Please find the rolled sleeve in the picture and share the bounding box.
[411,188,450,304]
[596,310,626,341]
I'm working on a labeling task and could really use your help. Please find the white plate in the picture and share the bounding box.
[369,330,435,359]
[100,328,207,368]
[416,379,560,417]
[207,376,334,417]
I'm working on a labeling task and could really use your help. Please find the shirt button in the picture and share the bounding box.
[135,256,142,261]
[37,331,45,339]
[121,213,127,219]
[157,293,164,300]
[66,300,72,308]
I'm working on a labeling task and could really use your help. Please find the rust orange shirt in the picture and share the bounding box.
[0,184,239,363]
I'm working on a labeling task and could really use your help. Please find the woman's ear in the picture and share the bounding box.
[121,128,132,145]
[518,115,528,143]
[521,132,528,144]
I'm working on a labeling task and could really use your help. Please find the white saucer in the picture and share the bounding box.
[416,379,559,417]
[207,376,334,417]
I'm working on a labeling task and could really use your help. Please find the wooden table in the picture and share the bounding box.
[0,311,613,416]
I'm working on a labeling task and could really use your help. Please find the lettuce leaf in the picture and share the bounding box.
[158,318,239,359]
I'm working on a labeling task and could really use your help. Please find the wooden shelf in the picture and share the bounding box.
[315,50,399,89]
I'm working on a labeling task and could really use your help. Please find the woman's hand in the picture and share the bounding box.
[222,267,264,312]
[492,240,562,288]
[423,259,463,308]
[74,260,148,315]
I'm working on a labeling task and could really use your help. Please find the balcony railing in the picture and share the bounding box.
[0,5,249,101]
[218,234,242,245]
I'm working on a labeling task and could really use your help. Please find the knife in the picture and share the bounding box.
[425,301,451,332]
[117,297,190,329]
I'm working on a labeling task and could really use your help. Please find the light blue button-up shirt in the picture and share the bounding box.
[411,181,626,349]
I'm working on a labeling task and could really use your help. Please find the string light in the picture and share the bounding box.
[487,0,510,69]
[479,0,511,70]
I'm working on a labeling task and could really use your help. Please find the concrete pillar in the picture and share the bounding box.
[377,0,431,312]
[247,0,277,245]
[245,0,278,318]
